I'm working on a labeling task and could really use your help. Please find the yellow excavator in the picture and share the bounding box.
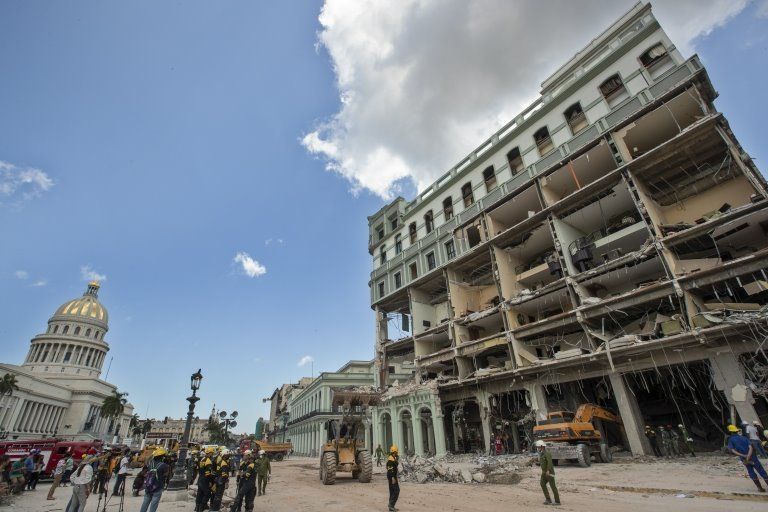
[319,387,378,485]
[532,404,623,467]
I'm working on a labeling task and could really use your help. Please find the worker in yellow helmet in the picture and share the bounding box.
[386,445,399,512]
[195,447,216,512]
[727,424,768,492]
[210,448,231,511]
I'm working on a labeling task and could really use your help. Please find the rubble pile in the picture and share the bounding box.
[399,453,536,485]
[381,379,439,401]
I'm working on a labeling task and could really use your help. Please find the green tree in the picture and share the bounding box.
[101,390,128,434]
[203,418,229,445]
[129,413,141,436]
[0,373,19,397]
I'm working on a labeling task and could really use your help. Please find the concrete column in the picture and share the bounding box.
[609,372,651,455]
[411,412,425,456]
[476,391,491,453]
[433,410,448,457]
[525,383,549,422]
[511,422,521,453]
[391,411,402,452]
[710,351,760,424]
[426,419,435,455]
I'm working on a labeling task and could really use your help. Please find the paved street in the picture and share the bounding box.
[4,455,768,512]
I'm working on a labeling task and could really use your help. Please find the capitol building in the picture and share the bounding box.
[0,281,134,442]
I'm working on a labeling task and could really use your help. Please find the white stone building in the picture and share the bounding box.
[0,282,134,442]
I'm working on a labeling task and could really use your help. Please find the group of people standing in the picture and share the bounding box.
[644,424,696,457]
[0,450,45,495]
[190,445,271,512]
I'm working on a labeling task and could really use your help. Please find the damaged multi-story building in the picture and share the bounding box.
[368,2,768,458]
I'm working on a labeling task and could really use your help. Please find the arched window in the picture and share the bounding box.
[483,166,497,192]
[443,197,453,220]
[507,147,523,175]
[379,245,387,264]
[85,328,91,337]
[408,222,417,244]
[62,325,69,335]
[424,211,434,234]
[639,43,672,78]
[534,127,553,156]
[599,74,628,108]
[74,326,81,336]
[461,182,474,208]
[53,325,59,334]
[564,102,587,135]
[95,331,101,340]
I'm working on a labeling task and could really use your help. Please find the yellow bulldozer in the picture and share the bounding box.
[319,387,379,485]
[532,403,623,467]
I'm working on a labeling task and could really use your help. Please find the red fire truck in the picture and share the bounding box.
[0,438,103,477]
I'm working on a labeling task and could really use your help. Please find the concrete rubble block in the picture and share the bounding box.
[433,463,448,477]
[461,468,473,483]
[415,471,430,484]
[472,472,486,483]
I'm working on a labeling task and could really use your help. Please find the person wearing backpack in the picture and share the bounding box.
[229,451,256,512]
[139,448,169,512]
[195,447,216,512]
[210,448,232,511]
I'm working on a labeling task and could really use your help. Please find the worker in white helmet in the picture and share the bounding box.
[536,440,560,506]
[256,450,271,496]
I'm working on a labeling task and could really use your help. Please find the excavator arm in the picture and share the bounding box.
[574,404,622,425]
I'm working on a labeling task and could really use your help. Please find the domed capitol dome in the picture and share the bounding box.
[23,281,111,377]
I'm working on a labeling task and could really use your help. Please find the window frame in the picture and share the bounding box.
[379,244,387,265]
[424,210,434,234]
[461,182,474,208]
[445,240,456,260]
[409,222,417,244]
[394,272,402,289]
[533,126,554,157]
[394,234,402,254]
[426,251,436,271]
[599,73,628,108]
[482,166,497,192]
[563,102,587,135]
[443,196,453,220]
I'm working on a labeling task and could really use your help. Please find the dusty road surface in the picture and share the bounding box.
[4,454,768,511]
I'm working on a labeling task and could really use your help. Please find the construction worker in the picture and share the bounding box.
[210,448,231,511]
[644,425,661,457]
[667,425,681,457]
[375,444,384,467]
[678,424,695,457]
[727,424,768,492]
[386,445,400,512]
[536,440,560,506]
[256,450,271,496]
[658,425,671,458]
[188,450,200,485]
[195,447,215,512]
[230,451,256,512]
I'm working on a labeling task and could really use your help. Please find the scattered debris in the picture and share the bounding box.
[398,453,536,484]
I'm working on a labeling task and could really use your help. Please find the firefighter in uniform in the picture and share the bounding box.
[195,447,216,512]
[386,445,400,512]
[210,448,231,511]
[230,451,256,512]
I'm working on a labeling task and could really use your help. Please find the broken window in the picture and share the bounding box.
[483,166,497,192]
[564,102,587,135]
[599,74,628,108]
[409,222,417,243]
[409,262,418,280]
[426,251,436,271]
[394,272,402,289]
[425,210,434,234]
[443,196,454,220]
[534,126,554,157]
[639,43,668,69]
[445,240,456,260]
[395,234,402,254]
[380,245,387,264]
[462,182,474,208]
[507,147,524,175]
[378,281,385,298]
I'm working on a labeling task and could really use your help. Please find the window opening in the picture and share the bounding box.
[378,281,385,298]
[409,262,418,280]
[395,234,402,254]
[461,182,474,208]
[483,166,497,192]
[394,272,402,289]
[424,210,434,234]
[380,245,387,264]
[507,147,523,175]
[534,127,553,156]
[426,252,436,271]
[564,102,587,135]
[445,240,456,260]
[409,222,417,244]
[599,74,628,108]
[443,197,453,220]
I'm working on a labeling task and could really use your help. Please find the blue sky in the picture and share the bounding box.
[1,1,766,433]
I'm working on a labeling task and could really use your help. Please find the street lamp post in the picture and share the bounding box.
[167,369,203,492]
[218,410,238,444]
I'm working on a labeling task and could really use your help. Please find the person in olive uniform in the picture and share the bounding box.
[210,449,231,511]
[256,450,271,496]
[536,440,560,506]
[645,425,661,456]
[375,444,384,467]
[230,452,256,512]
[667,425,681,457]
[677,424,695,457]
[195,448,215,512]
[386,445,400,512]
[658,425,671,458]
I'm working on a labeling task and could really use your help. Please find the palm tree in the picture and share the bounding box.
[0,373,19,397]
[129,413,141,436]
[101,390,128,435]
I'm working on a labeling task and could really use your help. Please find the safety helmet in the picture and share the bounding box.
[534,440,546,448]
[153,448,168,458]
[677,424,683,428]
[205,447,215,455]
[389,445,398,453]
[754,420,762,425]
[727,424,740,433]
[221,448,231,457]
[82,454,88,459]
[244,450,253,456]
[259,450,266,456]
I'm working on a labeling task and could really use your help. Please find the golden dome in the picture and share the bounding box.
[51,281,109,325]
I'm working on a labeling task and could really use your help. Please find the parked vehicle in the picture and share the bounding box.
[0,438,103,477]
[239,438,292,461]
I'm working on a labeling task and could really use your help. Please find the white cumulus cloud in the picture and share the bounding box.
[303,0,751,199]
[0,160,54,204]
[80,265,107,282]
[14,270,28,279]
[297,355,314,367]
[32,279,47,287]
[233,251,267,278]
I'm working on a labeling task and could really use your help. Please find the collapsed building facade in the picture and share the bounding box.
[368,2,768,458]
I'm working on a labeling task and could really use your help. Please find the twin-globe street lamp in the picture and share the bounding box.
[167,369,203,491]
[219,410,238,443]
